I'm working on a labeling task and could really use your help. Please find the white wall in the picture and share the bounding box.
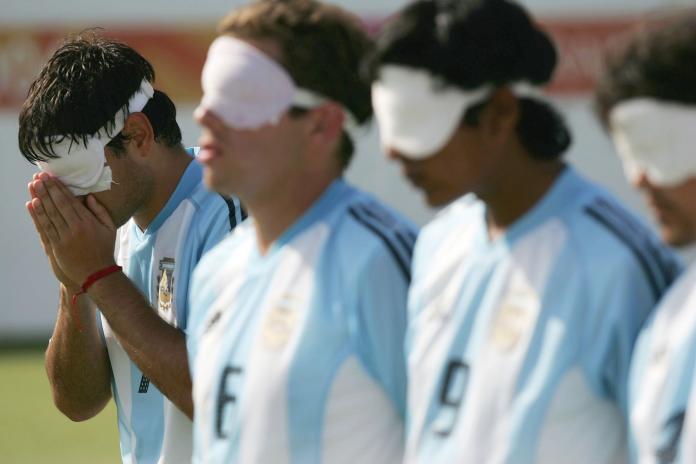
[0,111,56,339]
[1,0,689,339]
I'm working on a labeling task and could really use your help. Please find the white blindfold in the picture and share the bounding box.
[372,64,542,159]
[195,35,358,135]
[37,79,154,195]
[610,98,696,187]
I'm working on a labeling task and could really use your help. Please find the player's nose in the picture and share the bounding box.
[385,146,405,162]
[632,169,651,190]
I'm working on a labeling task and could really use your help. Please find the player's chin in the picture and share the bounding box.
[106,206,129,228]
[422,187,456,208]
[658,220,692,248]
[202,169,229,195]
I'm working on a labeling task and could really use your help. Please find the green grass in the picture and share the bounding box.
[0,347,120,463]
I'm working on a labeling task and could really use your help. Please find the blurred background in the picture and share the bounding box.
[1,0,694,461]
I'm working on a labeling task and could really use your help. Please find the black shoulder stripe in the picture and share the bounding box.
[220,195,246,230]
[351,203,416,263]
[592,198,679,287]
[595,197,645,234]
[348,206,412,282]
[598,198,680,284]
[394,230,416,256]
[352,202,416,258]
[584,204,662,300]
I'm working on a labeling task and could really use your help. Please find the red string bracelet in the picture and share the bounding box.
[71,265,122,331]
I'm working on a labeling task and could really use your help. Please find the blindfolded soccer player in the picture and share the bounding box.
[186,1,416,462]
[370,0,680,462]
[596,13,696,463]
[18,34,242,463]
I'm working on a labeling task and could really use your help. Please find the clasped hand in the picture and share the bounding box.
[26,173,118,289]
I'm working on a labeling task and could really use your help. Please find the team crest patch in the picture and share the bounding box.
[157,257,176,325]
[490,285,538,351]
[263,294,300,350]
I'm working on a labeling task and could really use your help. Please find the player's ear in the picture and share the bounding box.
[306,102,344,146]
[479,87,519,143]
[123,112,155,156]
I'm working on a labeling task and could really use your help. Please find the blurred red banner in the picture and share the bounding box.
[0,27,215,109]
[0,17,641,110]
[542,18,639,94]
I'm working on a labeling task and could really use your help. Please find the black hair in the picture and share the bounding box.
[107,89,183,153]
[595,14,696,125]
[371,0,571,160]
[18,32,182,163]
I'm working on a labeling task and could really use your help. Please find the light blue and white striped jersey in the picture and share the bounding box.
[629,262,696,463]
[101,151,241,464]
[187,178,416,464]
[405,166,680,464]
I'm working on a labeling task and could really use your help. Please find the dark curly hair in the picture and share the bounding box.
[18,31,182,164]
[370,0,571,160]
[595,13,696,126]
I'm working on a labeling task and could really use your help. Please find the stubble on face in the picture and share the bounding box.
[392,125,489,208]
[92,154,153,228]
